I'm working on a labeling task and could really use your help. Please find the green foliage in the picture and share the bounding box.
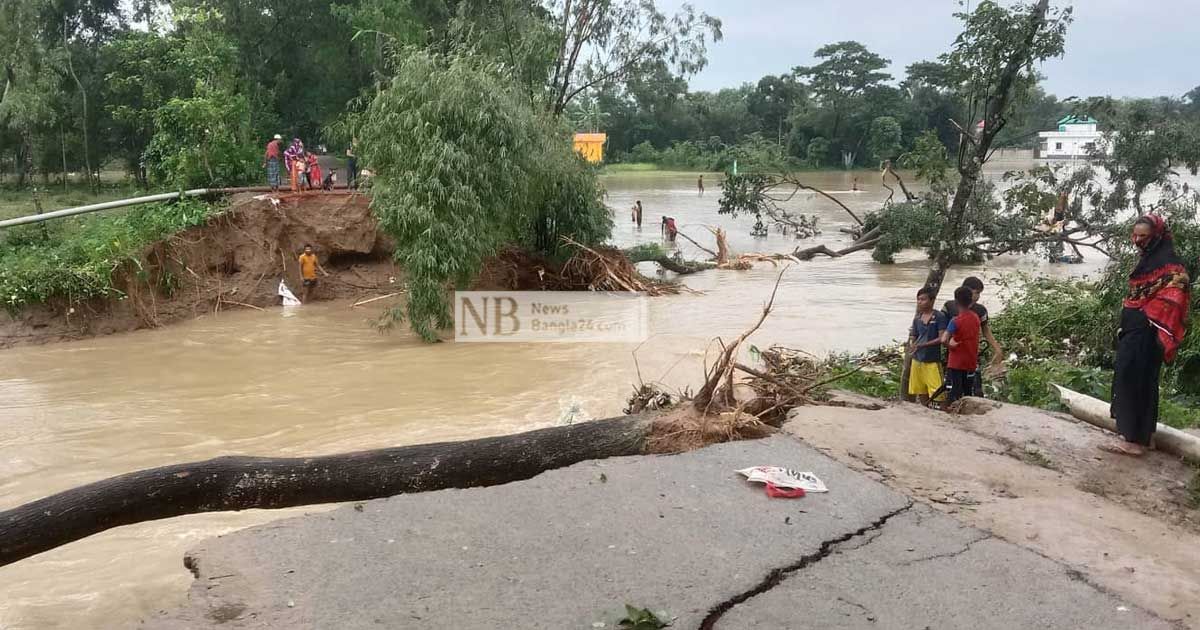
[866,201,945,264]
[100,31,195,181]
[0,198,214,311]
[898,130,954,189]
[618,605,671,629]
[822,352,902,400]
[620,135,791,172]
[624,243,670,262]
[866,116,903,162]
[805,137,831,167]
[986,270,1199,426]
[144,85,260,188]
[353,51,611,341]
[991,361,1110,410]
[939,1,1073,119]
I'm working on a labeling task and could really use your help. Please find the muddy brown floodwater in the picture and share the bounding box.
[0,164,1113,629]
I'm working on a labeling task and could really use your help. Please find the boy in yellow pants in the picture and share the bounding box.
[907,286,948,406]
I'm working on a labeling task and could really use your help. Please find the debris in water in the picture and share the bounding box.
[278,280,301,307]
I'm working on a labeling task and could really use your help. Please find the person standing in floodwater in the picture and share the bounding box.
[263,134,283,192]
[698,175,705,196]
[298,244,327,304]
[1104,214,1191,456]
[632,200,643,227]
[662,215,678,242]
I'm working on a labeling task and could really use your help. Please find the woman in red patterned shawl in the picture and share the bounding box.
[1104,214,1191,456]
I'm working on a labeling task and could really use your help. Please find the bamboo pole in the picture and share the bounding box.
[1053,384,1200,464]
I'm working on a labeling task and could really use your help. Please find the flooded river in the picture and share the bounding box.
[0,167,1109,628]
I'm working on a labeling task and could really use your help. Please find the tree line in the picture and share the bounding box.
[0,0,721,190]
[586,39,1200,170]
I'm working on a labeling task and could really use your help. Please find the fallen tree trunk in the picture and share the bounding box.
[0,415,654,568]
[624,247,716,275]
[655,256,717,274]
[1053,385,1200,464]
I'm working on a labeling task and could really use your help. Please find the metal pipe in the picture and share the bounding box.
[0,187,279,230]
[0,190,207,229]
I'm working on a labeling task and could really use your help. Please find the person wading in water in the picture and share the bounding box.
[631,200,643,228]
[298,244,328,304]
[1103,215,1191,456]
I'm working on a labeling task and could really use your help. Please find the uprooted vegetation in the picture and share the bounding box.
[627,270,883,454]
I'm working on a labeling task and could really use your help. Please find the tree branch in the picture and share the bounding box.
[779,176,865,225]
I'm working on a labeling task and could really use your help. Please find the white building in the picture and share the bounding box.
[1038,115,1111,159]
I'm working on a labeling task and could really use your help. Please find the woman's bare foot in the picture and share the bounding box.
[1099,440,1146,456]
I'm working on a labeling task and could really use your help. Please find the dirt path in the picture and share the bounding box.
[786,395,1200,627]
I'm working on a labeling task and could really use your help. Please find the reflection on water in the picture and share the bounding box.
[0,166,1111,629]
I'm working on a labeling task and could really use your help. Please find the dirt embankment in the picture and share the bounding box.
[0,192,400,349]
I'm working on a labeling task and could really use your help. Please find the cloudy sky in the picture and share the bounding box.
[661,0,1196,99]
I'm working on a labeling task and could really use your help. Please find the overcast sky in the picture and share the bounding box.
[662,0,1196,99]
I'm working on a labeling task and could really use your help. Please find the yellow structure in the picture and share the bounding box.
[573,133,607,164]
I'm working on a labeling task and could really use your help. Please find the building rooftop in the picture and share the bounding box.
[1057,115,1099,126]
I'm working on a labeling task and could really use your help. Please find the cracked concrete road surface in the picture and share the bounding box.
[144,435,1172,629]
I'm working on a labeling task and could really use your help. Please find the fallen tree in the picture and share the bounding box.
[624,243,716,275]
[5,272,857,567]
[0,415,659,568]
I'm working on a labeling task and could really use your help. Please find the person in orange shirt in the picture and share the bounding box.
[298,244,326,303]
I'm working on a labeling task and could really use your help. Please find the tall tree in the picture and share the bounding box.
[748,74,805,147]
[920,0,1071,294]
[353,51,612,341]
[793,41,892,166]
[543,0,721,115]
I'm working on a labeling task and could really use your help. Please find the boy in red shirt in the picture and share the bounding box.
[941,286,981,402]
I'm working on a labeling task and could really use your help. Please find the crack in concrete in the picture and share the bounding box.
[896,532,992,566]
[697,501,913,630]
[836,596,876,622]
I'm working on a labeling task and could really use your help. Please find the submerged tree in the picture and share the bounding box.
[352,50,612,341]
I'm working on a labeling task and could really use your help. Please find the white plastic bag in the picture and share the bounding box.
[278,280,301,307]
[736,466,828,493]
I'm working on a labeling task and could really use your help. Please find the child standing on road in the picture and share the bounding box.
[941,286,981,403]
[291,153,308,193]
[907,286,947,406]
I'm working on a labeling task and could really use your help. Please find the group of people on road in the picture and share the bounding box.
[263,135,361,194]
[906,215,1191,460]
[906,276,1003,407]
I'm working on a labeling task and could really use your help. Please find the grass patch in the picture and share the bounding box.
[602,162,664,173]
[0,183,143,221]
[0,197,216,311]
